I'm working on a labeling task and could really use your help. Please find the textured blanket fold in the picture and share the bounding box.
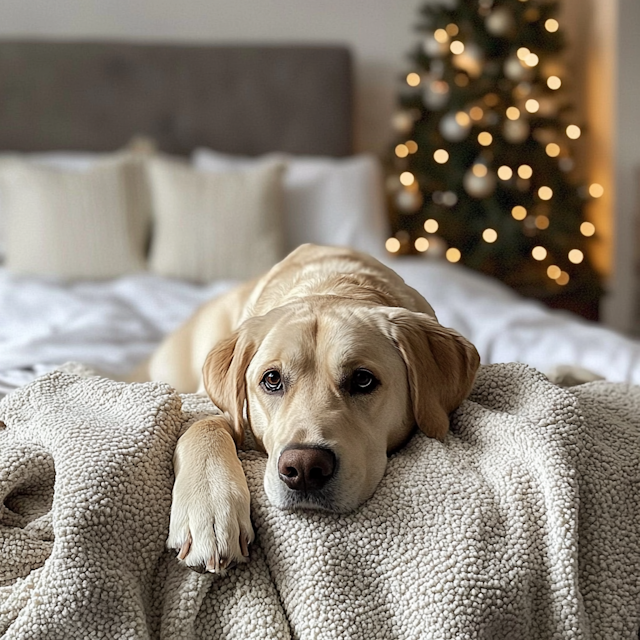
[0,364,638,639]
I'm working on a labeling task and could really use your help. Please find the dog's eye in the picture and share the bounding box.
[261,370,283,393]
[350,368,379,395]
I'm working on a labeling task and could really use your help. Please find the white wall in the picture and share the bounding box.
[608,0,640,333]
[0,0,421,156]
[563,0,640,332]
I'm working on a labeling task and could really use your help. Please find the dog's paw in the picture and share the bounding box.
[167,423,255,573]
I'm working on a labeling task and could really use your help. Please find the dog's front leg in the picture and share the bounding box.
[167,416,254,573]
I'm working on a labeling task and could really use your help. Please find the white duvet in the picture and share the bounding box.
[0,258,639,395]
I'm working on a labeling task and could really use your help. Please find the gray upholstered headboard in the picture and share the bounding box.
[0,41,353,157]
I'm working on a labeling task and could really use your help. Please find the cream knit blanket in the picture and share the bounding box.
[0,364,638,639]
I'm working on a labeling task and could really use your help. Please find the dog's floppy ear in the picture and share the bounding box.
[202,316,266,445]
[381,308,480,441]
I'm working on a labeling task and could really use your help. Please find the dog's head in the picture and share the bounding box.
[203,298,479,513]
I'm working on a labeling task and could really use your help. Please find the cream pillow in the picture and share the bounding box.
[192,149,389,259]
[0,157,148,279]
[147,157,285,282]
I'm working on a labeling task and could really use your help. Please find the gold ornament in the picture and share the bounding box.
[485,7,515,36]
[503,118,530,143]
[463,166,497,198]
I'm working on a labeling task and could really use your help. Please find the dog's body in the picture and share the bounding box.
[148,244,480,572]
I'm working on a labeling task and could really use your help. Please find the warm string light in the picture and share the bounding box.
[483,228,498,243]
[545,18,559,33]
[538,186,553,200]
[434,149,450,164]
[470,106,484,121]
[532,246,547,260]
[546,143,560,157]
[446,23,459,36]
[424,219,439,233]
[386,237,401,253]
[400,171,415,186]
[434,28,449,44]
[546,265,569,285]
[498,166,513,180]
[446,248,461,263]
[455,111,471,126]
[566,125,581,140]
[406,73,421,87]
[568,249,584,264]
[406,140,418,154]
[512,205,527,220]
[535,215,550,230]
[525,99,540,114]
[547,265,561,279]
[395,144,409,158]
[478,132,493,146]
[472,164,488,177]
[518,165,533,179]
[415,237,430,252]
[547,76,562,90]
[450,41,465,55]
[506,107,520,120]
[589,183,604,198]
[581,221,596,236]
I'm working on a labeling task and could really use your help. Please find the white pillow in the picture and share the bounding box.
[192,149,389,258]
[0,157,148,279]
[146,157,285,282]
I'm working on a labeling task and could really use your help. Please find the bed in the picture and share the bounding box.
[0,40,639,395]
[0,41,639,639]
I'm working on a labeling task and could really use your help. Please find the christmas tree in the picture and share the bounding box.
[387,0,603,313]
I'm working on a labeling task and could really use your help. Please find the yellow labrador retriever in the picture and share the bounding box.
[148,244,479,573]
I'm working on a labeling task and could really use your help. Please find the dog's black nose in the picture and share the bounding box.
[278,447,336,492]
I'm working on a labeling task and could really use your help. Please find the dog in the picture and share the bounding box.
[146,244,480,573]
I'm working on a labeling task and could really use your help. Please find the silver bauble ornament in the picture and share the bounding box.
[395,189,423,213]
[533,128,555,145]
[503,118,530,143]
[537,96,558,117]
[439,111,471,142]
[429,59,445,79]
[504,55,530,82]
[427,235,447,259]
[423,81,450,109]
[485,111,500,126]
[442,191,459,207]
[423,35,446,57]
[452,42,484,78]
[485,7,515,36]
[559,157,575,172]
[392,111,414,134]
[463,168,497,198]
[386,174,401,193]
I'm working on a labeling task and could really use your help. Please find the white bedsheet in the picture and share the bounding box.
[389,257,640,384]
[0,270,234,393]
[0,259,639,395]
